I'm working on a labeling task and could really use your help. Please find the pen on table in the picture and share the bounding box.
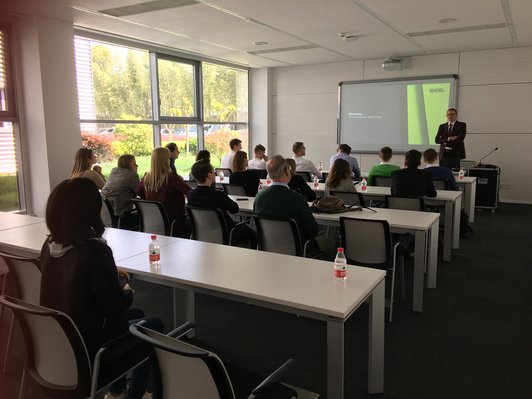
[236,198,248,201]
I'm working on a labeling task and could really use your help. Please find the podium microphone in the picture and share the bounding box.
[478,147,498,166]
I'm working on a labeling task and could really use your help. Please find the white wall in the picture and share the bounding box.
[265,48,532,203]
[13,14,81,216]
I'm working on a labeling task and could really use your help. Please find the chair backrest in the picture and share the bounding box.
[329,191,365,207]
[131,199,171,236]
[295,171,312,182]
[339,217,392,269]
[222,183,250,196]
[215,168,232,177]
[0,296,92,397]
[187,206,229,245]
[130,323,235,399]
[321,172,329,182]
[184,180,198,190]
[253,216,303,257]
[0,251,41,304]
[374,176,392,187]
[385,195,425,211]
[101,197,118,228]
[433,179,449,190]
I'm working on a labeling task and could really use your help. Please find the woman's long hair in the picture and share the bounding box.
[232,151,248,173]
[46,178,105,246]
[143,147,171,192]
[326,158,351,188]
[70,148,93,178]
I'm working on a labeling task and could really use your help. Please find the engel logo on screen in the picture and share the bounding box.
[429,88,445,93]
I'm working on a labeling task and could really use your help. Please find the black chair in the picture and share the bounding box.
[295,171,312,182]
[253,216,313,257]
[0,296,150,399]
[215,168,232,177]
[184,180,198,190]
[129,322,300,399]
[187,206,251,246]
[329,191,365,207]
[131,199,174,236]
[385,195,425,211]
[222,183,250,196]
[0,251,41,374]
[433,179,450,190]
[101,198,119,228]
[339,217,403,322]
[374,176,392,187]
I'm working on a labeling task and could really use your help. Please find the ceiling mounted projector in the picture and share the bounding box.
[382,57,402,71]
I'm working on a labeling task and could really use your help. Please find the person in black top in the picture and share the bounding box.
[39,178,163,399]
[391,150,437,198]
[229,150,260,196]
[188,159,257,248]
[286,158,316,201]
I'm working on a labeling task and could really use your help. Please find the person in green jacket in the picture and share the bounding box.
[367,146,400,186]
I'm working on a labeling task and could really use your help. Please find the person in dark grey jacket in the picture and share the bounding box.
[101,154,140,228]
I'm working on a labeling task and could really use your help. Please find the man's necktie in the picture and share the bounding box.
[448,123,453,134]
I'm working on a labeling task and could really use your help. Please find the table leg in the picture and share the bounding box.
[452,196,461,249]
[368,278,385,393]
[413,230,426,312]
[443,202,453,262]
[174,288,195,338]
[426,222,439,289]
[327,319,344,398]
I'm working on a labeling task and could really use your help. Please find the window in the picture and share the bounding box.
[75,35,248,179]
[0,23,21,212]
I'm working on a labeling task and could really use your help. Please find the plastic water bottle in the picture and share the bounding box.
[334,247,347,279]
[219,171,224,181]
[458,167,465,181]
[313,176,319,188]
[360,177,367,192]
[266,175,271,185]
[149,235,160,266]
[318,161,323,172]
[258,181,264,192]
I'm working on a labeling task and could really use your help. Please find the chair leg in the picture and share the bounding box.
[400,255,406,300]
[389,265,396,323]
[2,312,15,373]
[18,367,26,399]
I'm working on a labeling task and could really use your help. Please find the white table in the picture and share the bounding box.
[0,224,386,398]
[0,212,44,231]
[117,238,386,398]
[456,176,477,223]
[232,195,439,313]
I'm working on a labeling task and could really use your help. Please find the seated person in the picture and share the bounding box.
[329,144,361,180]
[367,146,401,185]
[220,138,242,169]
[292,141,322,179]
[136,147,192,236]
[165,142,179,174]
[188,150,211,181]
[101,154,140,229]
[324,158,357,196]
[286,158,316,201]
[188,159,257,248]
[391,150,437,198]
[253,155,335,260]
[248,144,268,170]
[39,178,163,399]
[423,148,458,190]
[70,147,106,189]
[229,150,260,196]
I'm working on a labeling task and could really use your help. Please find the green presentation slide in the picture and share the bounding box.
[407,83,451,144]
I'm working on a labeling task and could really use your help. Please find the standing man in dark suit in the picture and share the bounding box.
[435,108,466,169]
[391,150,437,198]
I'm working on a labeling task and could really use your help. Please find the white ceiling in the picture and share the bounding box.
[3,0,532,68]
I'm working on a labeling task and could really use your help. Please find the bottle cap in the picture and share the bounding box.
[151,235,157,240]
[337,247,344,253]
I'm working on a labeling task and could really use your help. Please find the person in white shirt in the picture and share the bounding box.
[248,144,268,170]
[220,138,242,170]
[292,141,322,179]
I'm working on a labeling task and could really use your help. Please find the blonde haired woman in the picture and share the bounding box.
[70,148,106,189]
[136,147,191,236]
